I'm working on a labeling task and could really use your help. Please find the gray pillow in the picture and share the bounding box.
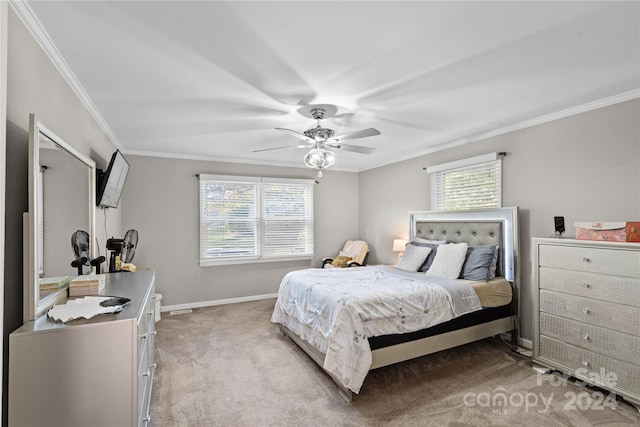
[488,246,500,279]
[408,241,442,272]
[460,245,497,282]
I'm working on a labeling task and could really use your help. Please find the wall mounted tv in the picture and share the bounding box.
[96,150,129,208]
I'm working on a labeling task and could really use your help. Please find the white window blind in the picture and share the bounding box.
[429,154,502,211]
[262,178,314,258]
[199,174,314,265]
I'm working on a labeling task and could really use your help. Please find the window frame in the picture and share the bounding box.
[199,174,314,266]
[427,153,502,211]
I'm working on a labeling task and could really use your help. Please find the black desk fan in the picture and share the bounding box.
[106,229,138,272]
[71,230,107,274]
[70,230,90,275]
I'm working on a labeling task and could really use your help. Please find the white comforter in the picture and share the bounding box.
[271,266,482,393]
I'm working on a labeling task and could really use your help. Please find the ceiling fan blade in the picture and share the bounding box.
[333,144,376,155]
[252,145,294,153]
[275,128,315,144]
[329,128,381,143]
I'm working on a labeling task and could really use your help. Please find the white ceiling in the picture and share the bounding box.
[22,1,640,172]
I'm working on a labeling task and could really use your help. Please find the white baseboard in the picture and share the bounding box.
[160,293,278,313]
[500,332,532,350]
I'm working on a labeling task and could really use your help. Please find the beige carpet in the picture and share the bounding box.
[151,299,639,426]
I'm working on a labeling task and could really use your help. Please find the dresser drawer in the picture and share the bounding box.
[540,313,640,365]
[137,342,149,409]
[539,336,640,394]
[539,267,640,307]
[540,290,640,336]
[147,324,156,369]
[138,362,156,427]
[137,291,154,341]
[137,291,155,368]
[138,368,150,425]
[538,244,640,278]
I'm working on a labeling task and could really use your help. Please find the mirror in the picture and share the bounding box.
[25,114,96,321]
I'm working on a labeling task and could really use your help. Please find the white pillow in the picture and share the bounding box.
[425,243,469,279]
[395,245,432,272]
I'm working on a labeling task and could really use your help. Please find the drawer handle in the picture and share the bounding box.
[582,283,590,289]
[140,333,148,341]
[147,311,153,317]
[151,330,158,337]
[143,416,151,424]
[582,257,591,263]
[582,308,590,314]
[583,334,590,341]
[582,361,590,367]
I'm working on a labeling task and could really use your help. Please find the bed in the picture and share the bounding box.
[271,207,520,402]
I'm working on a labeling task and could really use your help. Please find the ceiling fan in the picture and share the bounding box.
[254,106,380,177]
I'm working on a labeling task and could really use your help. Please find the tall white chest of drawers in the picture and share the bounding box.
[9,270,157,426]
[532,238,640,410]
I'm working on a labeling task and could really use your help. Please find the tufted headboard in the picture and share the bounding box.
[409,207,519,284]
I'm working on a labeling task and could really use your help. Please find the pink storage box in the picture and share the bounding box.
[575,222,627,241]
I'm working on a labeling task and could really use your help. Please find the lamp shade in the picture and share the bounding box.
[392,239,408,252]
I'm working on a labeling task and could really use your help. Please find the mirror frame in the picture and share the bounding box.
[25,114,96,321]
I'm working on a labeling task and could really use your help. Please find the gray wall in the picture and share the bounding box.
[121,155,359,308]
[358,99,640,342]
[4,9,120,424]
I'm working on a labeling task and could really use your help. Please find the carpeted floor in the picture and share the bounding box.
[150,299,639,426]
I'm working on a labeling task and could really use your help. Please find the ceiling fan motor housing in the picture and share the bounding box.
[310,108,326,120]
[304,127,334,142]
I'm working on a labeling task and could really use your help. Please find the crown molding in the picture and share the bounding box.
[360,89,640,172]
[9,0,122,150]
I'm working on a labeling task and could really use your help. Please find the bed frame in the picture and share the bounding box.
[279,207,520,402]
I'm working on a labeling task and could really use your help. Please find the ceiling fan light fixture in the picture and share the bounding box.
[304,148,335,171]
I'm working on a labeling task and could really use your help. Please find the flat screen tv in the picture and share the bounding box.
[96,150,129,208]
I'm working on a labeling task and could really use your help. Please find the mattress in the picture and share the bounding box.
[368,303,512,350]
[365,274,513,350]
[464,277,513,307]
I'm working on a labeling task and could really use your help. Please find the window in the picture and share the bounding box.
[428,153,502,211]
[199,174,314,265]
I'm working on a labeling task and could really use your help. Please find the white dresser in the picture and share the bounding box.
[9,270,157,427]
[532,238,640,410]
